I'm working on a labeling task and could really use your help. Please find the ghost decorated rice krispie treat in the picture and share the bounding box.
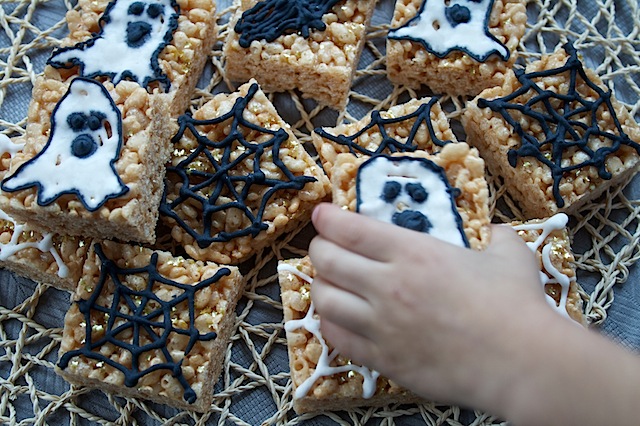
[56,240,244,412]
[159,81,330,264]
[278,256,424,414]
[331,142,492,250]
[386,0,527,96]
[47,0,218,115]
[512,213,586,326]
[462,43,640,219]
[312,97,457,179]
[0,135,88,291]
[224,0,377,110]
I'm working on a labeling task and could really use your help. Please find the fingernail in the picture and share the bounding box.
[312,204,321,224]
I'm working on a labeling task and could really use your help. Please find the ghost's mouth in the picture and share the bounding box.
[126,21,152,48]
[392,210,432,233]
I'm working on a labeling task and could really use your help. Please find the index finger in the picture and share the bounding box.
[311,203,406,262]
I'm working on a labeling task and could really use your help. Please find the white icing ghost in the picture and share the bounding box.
[48,0,178,89]
[1,78,128,211]
[357,155,468,248]
[388,0,509,62]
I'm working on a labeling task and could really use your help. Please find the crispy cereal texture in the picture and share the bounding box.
[386,0,527,96]
[160,80,330,265]
[462,46,640,219]
[331,143,492,250]
[312,97,457,180]
[279,257,423,413]
[224,0,377,110]
[0,76,172,244]
[57,0,217,115]
[512,215,586,326]
[56,240,244,412]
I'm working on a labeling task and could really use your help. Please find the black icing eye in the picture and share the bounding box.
[67,112,88,132]
[71,134,98,158]
[392,210,432,233]
[381,181,402,202]
[147,3,163,18]
[406,183,428,203]
[128,2,145,15]
[127,21,153,47]
[446,4,472,26]
[86,111,105,131]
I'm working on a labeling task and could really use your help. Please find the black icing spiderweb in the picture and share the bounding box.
[314,97,452,157]
[160,83,316,248]
[234,0,341,48]
[58,243,232,404]
[478,43,640,208]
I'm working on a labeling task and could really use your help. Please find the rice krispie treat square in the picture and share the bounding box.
[278,256,424,414]
[0,135,88,291]
[462,44,640,219]
[224,0,377,110]
[312,97,457,180]
[512,213,586,326]
[331,142,492,250]
[56,240,244,412]
[386,0,527,96]
[159,80,330,264]
[47,0,218,116]
[0,77,171,244]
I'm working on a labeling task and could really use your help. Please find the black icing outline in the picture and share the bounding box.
[314,97,451,157]
[160,82,317,248]
[234,0,341,48]
[388,0,509,62]
[477,42,640,208]
[47,0,180,91]
[58,243,232,405]
[0,77,129,212]
[355,155,470,247]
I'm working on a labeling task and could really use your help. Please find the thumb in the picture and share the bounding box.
[485,224,533,260]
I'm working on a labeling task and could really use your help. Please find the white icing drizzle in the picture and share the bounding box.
[388,0,508,62]
[357,156,467,248]
[278,263,381,400]
[49,0,178,87]
[2,78,128,211]
[0,137,69,278]
[512,213,572,318]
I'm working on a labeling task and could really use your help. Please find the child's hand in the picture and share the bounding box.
[308,203,555,410]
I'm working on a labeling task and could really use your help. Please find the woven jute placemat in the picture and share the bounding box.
[1,0,640,424]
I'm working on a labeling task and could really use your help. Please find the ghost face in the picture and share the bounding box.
[356,155,468,248]
[1,78,129,211]
[48,0,179,89]
[388,0,508,62]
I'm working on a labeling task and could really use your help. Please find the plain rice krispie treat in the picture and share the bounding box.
[312,97,457,179]
[331,143,492,250]
[224,0,377,110]
[47,0,217,116]
[0,77,172,244]
[387,0,527,96]
[462,43,640,219]
[0,135,88,291]
[56,240,244,412]
[278,256,424,414]
[512,213,586,326]
[159,80,330,264]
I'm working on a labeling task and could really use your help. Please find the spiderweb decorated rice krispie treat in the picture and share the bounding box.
[462,43,640,219]
[312,97,457,179]
[512,214,586,326]
[387,0,527,96]
[278,256,424,414]
[159,81,330,264]
[47,0,218,115]
[0,135,88,291]
[224,0,377,110]
[56,240,244,412]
